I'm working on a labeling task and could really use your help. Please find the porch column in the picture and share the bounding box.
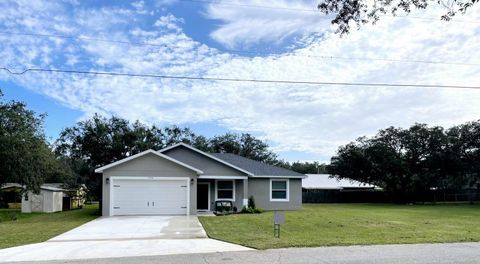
[243,178,248,207]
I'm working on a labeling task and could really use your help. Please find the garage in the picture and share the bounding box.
[111,177,189,216]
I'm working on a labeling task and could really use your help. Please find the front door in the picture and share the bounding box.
[197,183,210,211]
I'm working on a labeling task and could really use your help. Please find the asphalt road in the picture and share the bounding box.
[19,242,480,264]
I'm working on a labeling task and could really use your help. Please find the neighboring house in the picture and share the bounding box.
[302,174,383,203]
[95,143,306,216]
[302,174,377,190]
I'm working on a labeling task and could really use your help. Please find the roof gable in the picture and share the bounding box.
[159,143,253,176]
[94,149,203,174]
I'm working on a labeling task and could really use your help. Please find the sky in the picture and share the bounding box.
[0,0,479,163]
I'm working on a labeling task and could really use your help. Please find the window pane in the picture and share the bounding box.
[217,190,233,199]
[217,181,233,189]
[272,190,287,199]
[272,181,287,190]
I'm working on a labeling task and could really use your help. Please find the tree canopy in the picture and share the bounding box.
[317,0,478,34]
[328,122,480,201]
[0,90,72,193]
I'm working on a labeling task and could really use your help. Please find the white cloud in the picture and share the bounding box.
[1,1,480,162]
[204,0,333,48]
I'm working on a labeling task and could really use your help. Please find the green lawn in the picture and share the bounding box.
[199,203,480,249]
[0,204,99,249]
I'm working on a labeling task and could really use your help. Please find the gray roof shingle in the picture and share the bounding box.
[210,153,305,177]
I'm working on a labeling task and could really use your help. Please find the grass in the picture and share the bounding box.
[199,203,480,249]
[0,204,99,249]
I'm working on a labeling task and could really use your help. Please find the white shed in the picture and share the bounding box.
[21,185,66,213]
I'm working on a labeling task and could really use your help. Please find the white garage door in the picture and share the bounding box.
[111,178,188,216]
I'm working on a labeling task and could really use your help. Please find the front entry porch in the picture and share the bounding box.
[196,176,248,212]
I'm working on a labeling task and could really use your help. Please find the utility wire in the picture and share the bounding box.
[1,67,479,90]
[177,0,480,24]
[1,31,478,67]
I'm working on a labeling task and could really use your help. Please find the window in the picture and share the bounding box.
[270,179,289,201]
[216,180,235,201]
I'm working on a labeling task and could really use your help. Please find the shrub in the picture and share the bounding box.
[8,211,17,221]
[240,206,263,214]
[248,195,256,209]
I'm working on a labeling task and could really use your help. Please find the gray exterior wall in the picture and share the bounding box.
[248,178,302,210]
[198,178,302,211]
[101,153,198,216]
[162,146,247,176]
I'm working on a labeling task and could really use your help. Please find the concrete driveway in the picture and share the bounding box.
[51,215,208,241]
[0,216,251,262]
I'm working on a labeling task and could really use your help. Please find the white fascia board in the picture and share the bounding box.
[251,175,307,179]
[158,143,254,176]
[94,149,204,174]
[198,175,248,180]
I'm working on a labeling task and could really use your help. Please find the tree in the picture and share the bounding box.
[0,89,71,194]
[329,123,449,202]
[208,133,279,164]
[289,161,328,174]
[317,0,478,34]
[444,122,480,192]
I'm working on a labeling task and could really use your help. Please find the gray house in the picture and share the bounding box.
[95,143,306,216]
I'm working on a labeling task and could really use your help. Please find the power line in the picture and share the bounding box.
[1,67,479,90]
[1,31,479,67]
[177,0,480,24]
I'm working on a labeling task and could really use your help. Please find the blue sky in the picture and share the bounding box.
[1,0,479,162]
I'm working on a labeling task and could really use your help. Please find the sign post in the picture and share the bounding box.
[273,211,285,238]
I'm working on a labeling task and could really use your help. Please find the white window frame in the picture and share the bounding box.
[215,180,235,201]
[270,179,289,202]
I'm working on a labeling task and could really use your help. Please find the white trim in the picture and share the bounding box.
[159,143,254,176]
[94,149,204,174]
[253,175,307,179]
[197,182,210,211]
[215,179,236,201]
[109,176,190,216]
[198,175,248,180]
[269,178,290,202]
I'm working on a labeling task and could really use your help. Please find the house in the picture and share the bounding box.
[302,174,384,203]
[302,174,377,190]
[95,143,306,216]
[21,184,66,213]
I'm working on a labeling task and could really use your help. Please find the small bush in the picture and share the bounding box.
[240,206,263,214]
[8,211,17,221]
[248,196,256,209]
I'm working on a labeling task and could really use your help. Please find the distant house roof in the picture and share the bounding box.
[1,183,23,190]
[302,174,377,190]
[40,183,67,192]
[211,153,306,178]
[1,183,66,192]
